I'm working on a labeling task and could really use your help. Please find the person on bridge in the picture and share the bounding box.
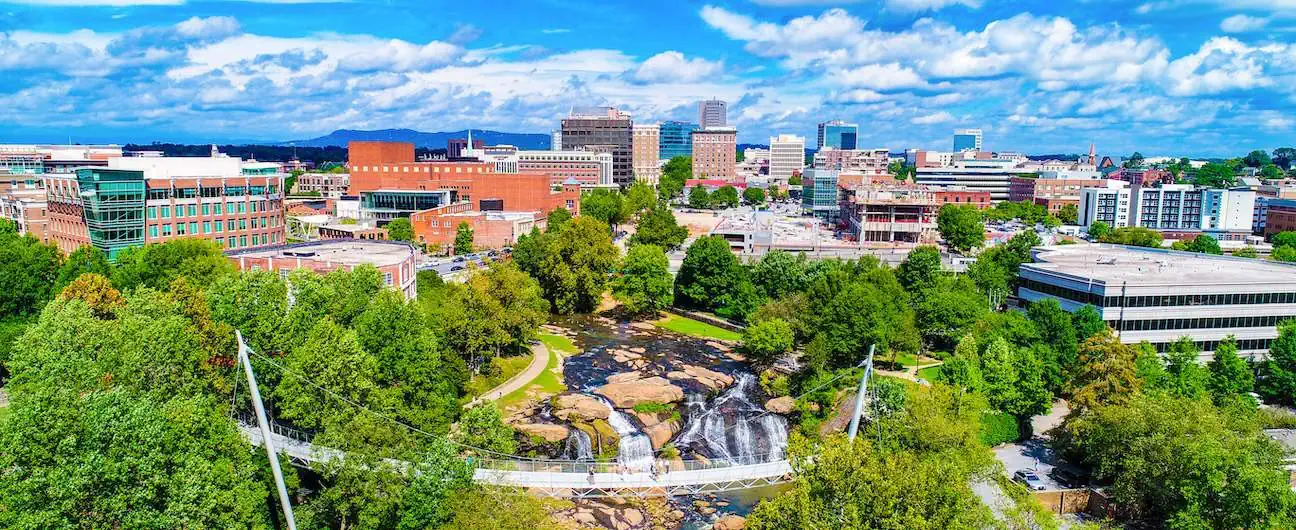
[587,468,595,484]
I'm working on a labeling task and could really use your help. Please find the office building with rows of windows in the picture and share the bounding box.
[44,155,285,260]
[1017,243,1296,359]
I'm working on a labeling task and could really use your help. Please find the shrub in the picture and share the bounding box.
[979,411,1020,447]
[760,370,791,397]
[631,402,674,415]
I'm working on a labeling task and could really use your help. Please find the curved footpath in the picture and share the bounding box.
[464,341,550,409]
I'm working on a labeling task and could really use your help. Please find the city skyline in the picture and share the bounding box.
[0,1,1293,156]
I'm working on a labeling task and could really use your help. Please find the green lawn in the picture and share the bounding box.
[655,314,742,342]
[464,354,533,399]
[498,334,569,409]
[538,333,578,356]
[917,365,943,382]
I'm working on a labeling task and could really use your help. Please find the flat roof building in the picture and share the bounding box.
[916,158,1034,201]
[691,128,737,180]
[768,134,805,186]
[632,124,661,185]
[227,239,418,299]
[698,99,727,129]
[1018,243,1296,358]
[817,120,858,150]
[659,121,698,161]
[561,107,633,186]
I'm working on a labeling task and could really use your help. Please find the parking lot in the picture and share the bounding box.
[994,438,1064,490]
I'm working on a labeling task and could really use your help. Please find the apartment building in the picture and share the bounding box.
[632,124,661,185]
[1078,183,1133,228]
[768,134,805,185]
[813,147,889,177]
[294,172,350,198]
[691,128,737,180]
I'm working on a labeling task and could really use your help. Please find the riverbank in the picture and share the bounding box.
[497,333,576,410]
[654,314,742,342]
[465,341,551,409]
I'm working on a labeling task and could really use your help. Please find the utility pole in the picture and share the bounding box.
[847,344,875,442]
[236,331,298,530]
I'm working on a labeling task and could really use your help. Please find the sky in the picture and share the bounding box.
[0,0,1293,156]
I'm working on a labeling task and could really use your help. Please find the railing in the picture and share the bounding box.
[465,452,790,475]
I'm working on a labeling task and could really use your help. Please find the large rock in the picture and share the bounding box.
[606,371,646,384]
[764,396,796,414]
[714,514,747,530]
[595,377,685,408]
[667,365,735,392]
[634,411,682,449]
[515,423,569,443]
[552,393,610,421]
[593,506,646,530]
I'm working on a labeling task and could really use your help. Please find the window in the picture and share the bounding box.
[162,224,172,236]
[202,203,210,215]
[239,235,247,247]
[189,222,197,234]
[187,205,196,217]
[239,219,247,230]
[147,206,157,219]
[161,206,170,218]
[203,221,211,234]
[149,225,158,238]
[227,236,236,248]
[177,223,187,235]
[384,272,393,286]
[238,202,246,214]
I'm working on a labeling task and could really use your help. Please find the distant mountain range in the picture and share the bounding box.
[285,128,552,150]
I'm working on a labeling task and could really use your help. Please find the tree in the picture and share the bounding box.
[545,207,572,233]
[674,236,741,310]
[1072,304,1107,341]
[630,205,688,250]
[940,335,984,392]
[1028,298,1079,394]
[688,185,711,209]
[1087,220,1111,241]
[53,245,112,293]
[1259,319,1296,406]
[658,156,691,200]
[431,261,547,366]
[751,250,808,299]
[1273,147,1296,170]
[1170,234,1221,254]
[1193,162,1236,188]
[455,404,517,454]
[274,318,390,433]
[0,229,60,318]
[1100,226,1163,248]
[624,181,656,217]
[1274,246,1296,263]
[897,245,941,292]
[112,239,234,292]
[1057,203,1078,224]
[1233,246,1259,258]
[58,273,125,319]
[513,216,619,314]
[454,221,474,255]
[1261,163,1284,180]
[936,204,985,252]
[712,185,740,209]
[580,188,628,228]
[398,439,476,530]
[742,318,794,364]
[1244,149,1273,168]
[1162,337,1209,399]
[787,173,801,186]
[1067,330,1141,413]
[1124,151,1145,168]
[913,276,987,352]
[387,217,414,242]
[1207,336,1253,402]
[439,486,561,530]
[743,186,767,206]
[1274,231,1296,250]
[612,244,673,315]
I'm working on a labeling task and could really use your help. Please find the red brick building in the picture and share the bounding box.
[1009,176,1112,203]
[227,240,418,299]
[410,201,549,253]
[933,188,992,209]
[1266,203,1296,237]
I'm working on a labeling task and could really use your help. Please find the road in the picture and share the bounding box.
[463,341,550,408]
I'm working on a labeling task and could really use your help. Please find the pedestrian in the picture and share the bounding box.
[588,467,595,484]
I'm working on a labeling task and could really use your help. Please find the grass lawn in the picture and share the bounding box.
[498,333,570,409]
[655,314,742,342]
[890,352,920,367]
[464,354,533,399]
[917,365,943,382]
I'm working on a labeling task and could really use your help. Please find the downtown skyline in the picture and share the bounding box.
[0,0,1294,156]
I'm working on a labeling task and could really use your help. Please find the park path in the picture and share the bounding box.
[464,341,550,409]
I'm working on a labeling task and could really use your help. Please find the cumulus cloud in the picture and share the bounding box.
[886,0,982,11]
[911,111,954,124]
[1220,14,1268,32]
[1164,37,1278,96]
[631,51,724,83]
[336,40,462,73]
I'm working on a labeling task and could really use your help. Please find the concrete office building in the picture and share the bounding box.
[294,172,350,198]
[632,124,661,185]
[768,134,805,185]
[659,121,698,161]
[953,128,983,152]
[839,185,938,244]
[561,106,633,186]
[44,155,286,259]
[817,120,858,150]
[550,130,562,150]
[691,128,737,180]
[470,144,613,187]
[813,147,889,177]
[1018,243,1296,357]
[698,98,727,129]
[1078,183,1133,228]
[915,158,1034,201]
[227,239,418,299]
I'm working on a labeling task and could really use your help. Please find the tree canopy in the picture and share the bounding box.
[936,204,985,252]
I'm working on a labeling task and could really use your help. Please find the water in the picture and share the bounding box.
[595,395,655,470]
[563,429,592,461]
[675,374,788,464]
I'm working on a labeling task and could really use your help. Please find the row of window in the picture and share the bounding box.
[147,200,277,219]
[1116,314,1296,332]
[145,185,276,200]
[1022,278,1296,308]
[352,165,486,174]
[1147,337,1273,353]
[148,217,279,238]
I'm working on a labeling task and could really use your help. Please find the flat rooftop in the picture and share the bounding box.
[227,240,413,267]
[1024,243,1296,287]
[714,210,854,248]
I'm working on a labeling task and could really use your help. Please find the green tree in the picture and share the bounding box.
[112,239,234,292]
[1261,163,1284,180]
[1056,203,1078,224]
[1170,234,1221,254]
[1100,226,1163,248]
[751,250,808,299]
[658,156,691,200]
[53,245,112,293]
[274,318,391,432]
[1027,298,1079,395]
[1160,337,1210,399]
[1193,162,1236,188]
[1259,319,1296,406]
[1124,151,1145,168]
[897,245,941,292]
[1272,231,1296,249]
[1272,147,1296,170]
[455,404,517,454]
[741,318,794,364]
[913,276,987,352]
[1273,246,1296,263]
[788,173,801,186]
[1244,149,1273,168]
[674,235,740,310]
[624,181,656,217]
[612,244,673,315]
[545,207,572,233]
[1207,336,1253,402]
[712,185,740,209]
[0,228,60,318]
[1233,246,1259,258]
[454,221,474,255]
[513,216,619,314]
[1087,220,1111,240]
[1067,330,1141,413]
[630,205,688,250]
[580,188,628,229]
[688,185,711,209]
[743,186,767,205]
[439,486,561,530]
[940,335,984,393]
[936,204,985,252]
[397,439,476,530]
[1072,304,1107,340]
[387,217,414,242]
[431,261,547,365]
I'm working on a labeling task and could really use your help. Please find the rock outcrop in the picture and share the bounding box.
[764,396,796,414]
[666,365,734,392]
[714,514,747,530]
[633,411,681,449]
[515,423,569,443]
[595,377,685,408]
[551,393,610,421]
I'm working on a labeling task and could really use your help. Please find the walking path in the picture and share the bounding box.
[464,342,550,408]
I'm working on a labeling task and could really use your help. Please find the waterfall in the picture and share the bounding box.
[675,374,789,465]
[592,395,655,470]
[564,429,593,461]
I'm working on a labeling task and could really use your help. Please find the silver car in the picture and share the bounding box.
[1013,469,1047,491]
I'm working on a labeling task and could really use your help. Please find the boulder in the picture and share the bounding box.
[595,377,685,408]
[764,396,796,414]
[607,372,645,384]
[666,365,734,392]
[643,420,680,450]
[593,506,646,530]
[552,393,610,421]
[515,423,569,443]
[714,515,746,530]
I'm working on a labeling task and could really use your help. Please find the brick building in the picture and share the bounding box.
[691,128,737,180]
[410,201,549,253]
[632,124,661,185]
[294,172,349,198]
[227,239,418,299]
[933,187,992,209]
[1009,176,1111,203]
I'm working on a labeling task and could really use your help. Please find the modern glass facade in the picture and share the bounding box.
[801,168,841,223]
[953,129,982,152]
[817,121,857,150]
[76,168,146,260]
[659,121,698,161]
[361,190,453,220]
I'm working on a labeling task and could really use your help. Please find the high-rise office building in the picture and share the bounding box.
[768,134,805,184]
[561,106,634,186]
[691,128,737,180]
[659,121,698,161]
[698,99,727,129]
[953,128,983,153]
[817,120,858,150]
[550,130,562,150]
[632,124,661,185]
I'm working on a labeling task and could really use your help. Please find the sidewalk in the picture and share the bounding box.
[464,342,550,409]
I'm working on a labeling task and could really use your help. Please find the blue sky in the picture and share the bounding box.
[0,0,1293,157]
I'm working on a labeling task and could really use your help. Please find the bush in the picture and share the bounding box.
[1259,407,1296,429]
[660,443,680,459]
[760,370,791,397]
[979,411,1020,447]
[631,402,674,415]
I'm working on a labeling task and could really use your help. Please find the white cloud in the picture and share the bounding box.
[1164,37,1280,96]
[631,51,724,83]
[911,111,954,124]
[1220,14,1269,32]
[832,63,926,90]
[175,16,240,39]
[336,39,461,73]
[541,28,570,34]
[886,0,982,11]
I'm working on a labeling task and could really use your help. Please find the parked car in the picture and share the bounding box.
[1013,470,1047,491]
[450,265,465,271]
[1049,465,1089,488]
[452,256,465,263]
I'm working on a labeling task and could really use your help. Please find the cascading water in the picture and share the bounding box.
[592,394,655,470]
[675,374,788,464]
[563,429,593,460]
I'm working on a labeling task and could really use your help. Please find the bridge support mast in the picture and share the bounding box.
[847,344,875,442]
[237,331,298,530]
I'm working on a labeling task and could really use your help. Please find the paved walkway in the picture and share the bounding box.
[464,342,550,409]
